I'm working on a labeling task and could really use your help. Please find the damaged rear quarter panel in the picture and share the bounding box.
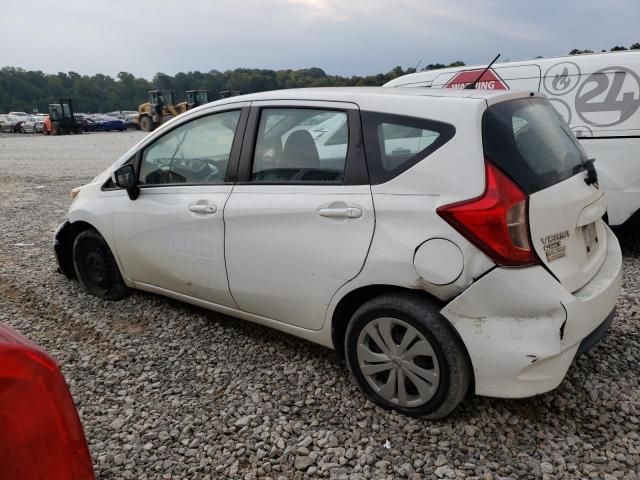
[440,265,570,397]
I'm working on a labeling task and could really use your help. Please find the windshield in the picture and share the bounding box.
[195,91,208,104]
[482,97,588,194]
[158,92,173,104]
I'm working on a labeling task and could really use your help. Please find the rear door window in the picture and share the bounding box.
[251,108,348,183]
[483,97,588,194]
[361,111,455,184]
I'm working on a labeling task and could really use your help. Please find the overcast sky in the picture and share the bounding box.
[1,0,638,78]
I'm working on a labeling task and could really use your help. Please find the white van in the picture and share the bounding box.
[385,51,640,226]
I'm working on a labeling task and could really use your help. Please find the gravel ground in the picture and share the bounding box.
[0,131,639,480]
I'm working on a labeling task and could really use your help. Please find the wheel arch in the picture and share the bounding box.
[331,283,476,390]
[54,220,102,279]
[331,285,442,356]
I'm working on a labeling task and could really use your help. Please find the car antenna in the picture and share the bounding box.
[465,53,501,89]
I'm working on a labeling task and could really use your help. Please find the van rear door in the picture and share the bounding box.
[483,96,607,292]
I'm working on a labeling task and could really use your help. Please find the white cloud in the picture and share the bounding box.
[0,0,638,77]
[281,0,352,21]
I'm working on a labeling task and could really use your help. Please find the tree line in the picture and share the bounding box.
[0,60,472,114]
[1,42,637,114]
[570,42,640,55]
[0,65,414,114]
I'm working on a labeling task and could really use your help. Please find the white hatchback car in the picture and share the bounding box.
[54,88,622,418]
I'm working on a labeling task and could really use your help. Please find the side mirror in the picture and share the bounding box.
[114,164,140,200]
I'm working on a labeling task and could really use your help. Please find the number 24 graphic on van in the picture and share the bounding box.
[575,67,640,128]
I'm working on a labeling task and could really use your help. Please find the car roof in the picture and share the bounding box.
[198,86,537,111]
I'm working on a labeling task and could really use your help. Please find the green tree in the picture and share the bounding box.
[0,64,445,112]
[569,49,594,55]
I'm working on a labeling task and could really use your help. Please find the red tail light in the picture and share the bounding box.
[0,323,95,480]
[437,161,538,266]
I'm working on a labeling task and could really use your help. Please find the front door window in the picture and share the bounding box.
[139,110,241,185]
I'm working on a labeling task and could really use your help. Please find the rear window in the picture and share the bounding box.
[361,111,455,184]
[483,97,588,194]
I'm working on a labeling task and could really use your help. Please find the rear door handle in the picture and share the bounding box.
[318,207,362,218]
[188,201,217,214]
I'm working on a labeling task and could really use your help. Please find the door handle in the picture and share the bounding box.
[188,201,217,214]
[318,207,362,218]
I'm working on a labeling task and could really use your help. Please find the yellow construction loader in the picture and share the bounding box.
[136,90,179,132]
[175,90,211,114]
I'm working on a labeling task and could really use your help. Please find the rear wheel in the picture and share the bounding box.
[344,292,471,419]
[72,229,130,300]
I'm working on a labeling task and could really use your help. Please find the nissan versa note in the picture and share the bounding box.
[54,88,622,418]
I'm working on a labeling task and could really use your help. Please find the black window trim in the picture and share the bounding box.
[235,105,369,186]
[102,106,250,191]
[360,110,456,185]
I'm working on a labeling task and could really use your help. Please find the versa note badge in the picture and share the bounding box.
[541,230,570,262]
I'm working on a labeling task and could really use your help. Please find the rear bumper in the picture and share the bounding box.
[577,307,615,355]
[441,225,622,398]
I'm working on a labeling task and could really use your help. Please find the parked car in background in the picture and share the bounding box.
[385,50,640,227]
[107,111,139,129]
[123,111,140,129]
[54,87,622,418]
[83,115,103,132]
[74,113,92,132]
[95,115,126,131]
[20,115,45,133]
[0,115,23,132]
[8,111,28,117]
[0,322,94,479]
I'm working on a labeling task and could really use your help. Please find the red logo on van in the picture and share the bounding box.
[445,69,507,90]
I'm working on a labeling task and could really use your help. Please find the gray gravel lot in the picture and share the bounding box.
[0,131,638,479]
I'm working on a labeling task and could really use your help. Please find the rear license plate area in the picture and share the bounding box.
[582,222,598,257]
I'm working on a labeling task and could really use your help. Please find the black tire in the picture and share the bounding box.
[140,115,154,132]
[72,229,131,300]
[344,292,471,419]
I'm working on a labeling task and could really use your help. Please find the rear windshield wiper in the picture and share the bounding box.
[580,158,599,187]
